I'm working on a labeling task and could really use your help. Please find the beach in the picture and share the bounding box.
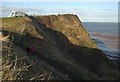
[82,22,119,60]
[89,32,119,60]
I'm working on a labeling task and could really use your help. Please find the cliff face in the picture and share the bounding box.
[1,14,119,80]
[36,14,97,48]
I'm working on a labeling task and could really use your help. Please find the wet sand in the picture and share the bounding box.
[89,32,119,51]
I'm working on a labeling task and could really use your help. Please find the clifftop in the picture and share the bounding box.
[36,14,97,48]
[1,14,119,80]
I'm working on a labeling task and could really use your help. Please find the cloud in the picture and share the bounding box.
[0,6,47,17]
[1,6,118,22]
[1,6,28,17]
[66,8,118,22]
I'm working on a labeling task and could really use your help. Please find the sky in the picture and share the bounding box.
[1,0,119,2]
[0,2,118,22]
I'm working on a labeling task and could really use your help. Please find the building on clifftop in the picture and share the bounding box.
[8,11,27,17]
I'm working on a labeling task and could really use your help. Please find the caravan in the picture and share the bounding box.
[8,11,26,17]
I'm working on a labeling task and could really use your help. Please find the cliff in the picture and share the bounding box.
[0,14,119,80]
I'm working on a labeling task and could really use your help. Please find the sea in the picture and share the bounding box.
[82,22,119,60]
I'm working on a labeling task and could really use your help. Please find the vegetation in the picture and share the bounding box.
[0,14,120,80]
[1,36,56,81]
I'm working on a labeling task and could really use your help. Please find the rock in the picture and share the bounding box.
[1,14,119,80]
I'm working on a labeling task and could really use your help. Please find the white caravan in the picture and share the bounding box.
[8,11,26,17]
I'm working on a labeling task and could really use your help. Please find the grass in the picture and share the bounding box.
[1,35,55,80]
[1,14,120,80]
[37,14,97,48]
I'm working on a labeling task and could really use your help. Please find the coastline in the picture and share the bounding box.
[89,32,119,60]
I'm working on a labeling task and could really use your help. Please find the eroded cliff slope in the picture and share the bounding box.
[1,14,119,80]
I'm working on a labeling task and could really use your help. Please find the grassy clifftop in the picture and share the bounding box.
[36,14,97,48]
[1,14,119,80]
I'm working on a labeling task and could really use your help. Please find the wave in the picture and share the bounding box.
[90,33,119,60]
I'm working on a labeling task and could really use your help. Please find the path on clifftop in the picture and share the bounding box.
[1,15,120,80]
